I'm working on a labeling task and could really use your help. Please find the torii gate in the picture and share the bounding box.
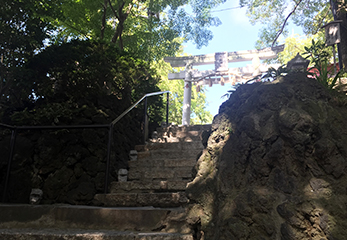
[164,45,284,125]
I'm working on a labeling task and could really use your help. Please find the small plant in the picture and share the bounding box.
[306,61,344,90]
[261,65,289,81]
[226,126,233,135]
[221,65,289,100]
[303,39,342,91]
[303,39,330,67]
[221,83,242,99]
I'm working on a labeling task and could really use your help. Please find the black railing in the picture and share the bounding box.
[0,91,170,203]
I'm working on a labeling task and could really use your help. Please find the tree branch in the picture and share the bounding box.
[108,0,119,19]
[312,7,331,35]
[272,0,303,47]
[101,0,108,40]
[110,0,137,47]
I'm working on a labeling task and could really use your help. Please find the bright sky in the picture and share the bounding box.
[182,1,301,121]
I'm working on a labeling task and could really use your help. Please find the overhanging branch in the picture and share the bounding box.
[272,0,303,47]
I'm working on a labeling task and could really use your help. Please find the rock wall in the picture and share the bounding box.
[0,95,144,204]
[187,73,347,239]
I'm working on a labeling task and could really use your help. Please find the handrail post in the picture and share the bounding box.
[104,124,114,194]
[2,128,17,203]
[166,92,169,126]
[144,97,148,144]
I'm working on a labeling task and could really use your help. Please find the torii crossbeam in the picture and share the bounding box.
[164,45,284,125]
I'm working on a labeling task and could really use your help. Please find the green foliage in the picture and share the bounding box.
[303,39,331,67]
[10,101,77,126]
[1,0,215,127]
[278,34,324,64]
[26,40,160,101]
[261,65,289,81]
[240,0,332,47]
[157,60,212,124]
[303,39,342,91]
[6,40,164,126]
[51,0,225,57]
[158,79,213,125]
[0,0,57,108]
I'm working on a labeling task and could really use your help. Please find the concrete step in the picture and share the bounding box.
[110,180,190,193]
[94,192,188,208]
[0,204,188,233]
[128,166,194,181]
[0,229,193,240]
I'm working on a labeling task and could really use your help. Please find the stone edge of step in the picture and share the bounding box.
[0,228,193,240]
[94,192,189,207]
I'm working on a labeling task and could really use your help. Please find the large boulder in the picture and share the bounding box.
[187,72,347,240]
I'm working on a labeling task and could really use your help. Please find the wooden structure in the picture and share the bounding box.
[164,45,284,125]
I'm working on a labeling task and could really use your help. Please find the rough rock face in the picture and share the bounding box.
[186,73,347,240]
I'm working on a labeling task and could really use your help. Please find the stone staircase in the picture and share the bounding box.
[0,124,210,240]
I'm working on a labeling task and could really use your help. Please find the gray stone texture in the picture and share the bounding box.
[186,72,347,240]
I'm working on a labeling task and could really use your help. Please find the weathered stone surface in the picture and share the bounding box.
[129,167,194,181]
[110,180,189,193]
[152,125,211,143]
[137,149,200,160]
[186,73,347,240]
[129,159,196,168]
[135,142,205,152]
[0,229,193,240]
[0,204,188,232]
[94,192,188,207]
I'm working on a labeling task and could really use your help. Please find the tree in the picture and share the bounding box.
[0,0,216,126]
[277,33,322,64]
[0,0,59,108]
[240,0,347,69]
[7,40,164,125]
[50,0,226,60]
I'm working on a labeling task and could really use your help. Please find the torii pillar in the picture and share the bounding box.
[182,63,193,125]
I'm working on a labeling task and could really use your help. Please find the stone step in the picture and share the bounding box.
[128,166,194,181]
[135,141,204,152]
[110,180,190,193]
[150,124,211,143]
[129,159,196,168]
[137,149,201,161]
[0,204,188,233]
[0,229,193,240]
[159,130,201,140]
[94,192,188,208]
[153,132,203,143]
[157,124,211,133]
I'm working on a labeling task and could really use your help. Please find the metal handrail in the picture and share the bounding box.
[111,90,170,126]
[0,90,170,203]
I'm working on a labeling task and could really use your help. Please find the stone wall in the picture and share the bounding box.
[187,72,347,239]
[0,95,144,204]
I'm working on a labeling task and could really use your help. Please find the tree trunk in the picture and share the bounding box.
[332,0,347,69]
[111,17,126,50]
[101,0,108,40]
